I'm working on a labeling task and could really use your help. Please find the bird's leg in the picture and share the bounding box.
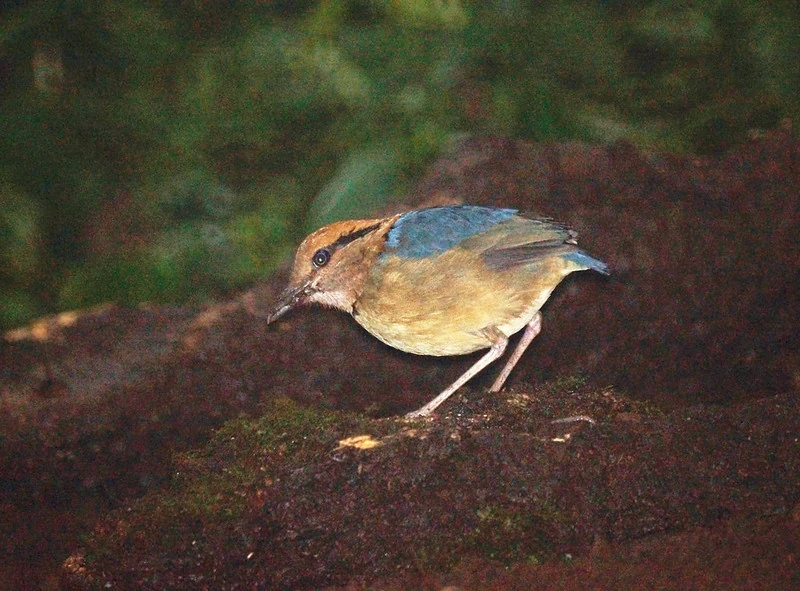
[405,327,509,419]
[488,313,596,425]
[488,312,542,393]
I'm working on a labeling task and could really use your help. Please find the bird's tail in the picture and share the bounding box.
[563,251,610,275]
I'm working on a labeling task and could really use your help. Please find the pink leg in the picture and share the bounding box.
[488,312,542,393]
[405,328,509,419]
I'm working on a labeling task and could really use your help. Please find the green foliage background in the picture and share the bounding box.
[1,0,797,329]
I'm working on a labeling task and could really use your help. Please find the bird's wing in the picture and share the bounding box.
[381,205,606,272]
[476,217,609,274]
[384,205,518,258]
[473,217,580,270]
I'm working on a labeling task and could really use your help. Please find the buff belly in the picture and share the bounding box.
[352,249,577,356]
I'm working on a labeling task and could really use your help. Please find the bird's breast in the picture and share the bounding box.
[351,248,574,357]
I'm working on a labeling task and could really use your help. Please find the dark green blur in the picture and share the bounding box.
[1,0,797,328]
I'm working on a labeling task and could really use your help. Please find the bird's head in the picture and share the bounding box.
[267,215,399,324]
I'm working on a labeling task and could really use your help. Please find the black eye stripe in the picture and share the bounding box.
[331,222,382,249]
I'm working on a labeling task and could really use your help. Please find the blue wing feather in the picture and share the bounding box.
[385,206,518,258]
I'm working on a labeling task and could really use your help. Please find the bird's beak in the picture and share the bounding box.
[266,282,315,324]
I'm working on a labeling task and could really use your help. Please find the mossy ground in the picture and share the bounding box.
[67,382,800,590]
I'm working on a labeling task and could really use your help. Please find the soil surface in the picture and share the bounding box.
[1,127,799,589]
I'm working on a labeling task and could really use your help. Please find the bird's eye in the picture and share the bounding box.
[312,248,331,268]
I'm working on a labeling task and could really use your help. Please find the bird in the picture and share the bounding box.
[267,204,608,418]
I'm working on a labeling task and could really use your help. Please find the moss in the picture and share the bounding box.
[84,398,378,568]
[459,504,561,566]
